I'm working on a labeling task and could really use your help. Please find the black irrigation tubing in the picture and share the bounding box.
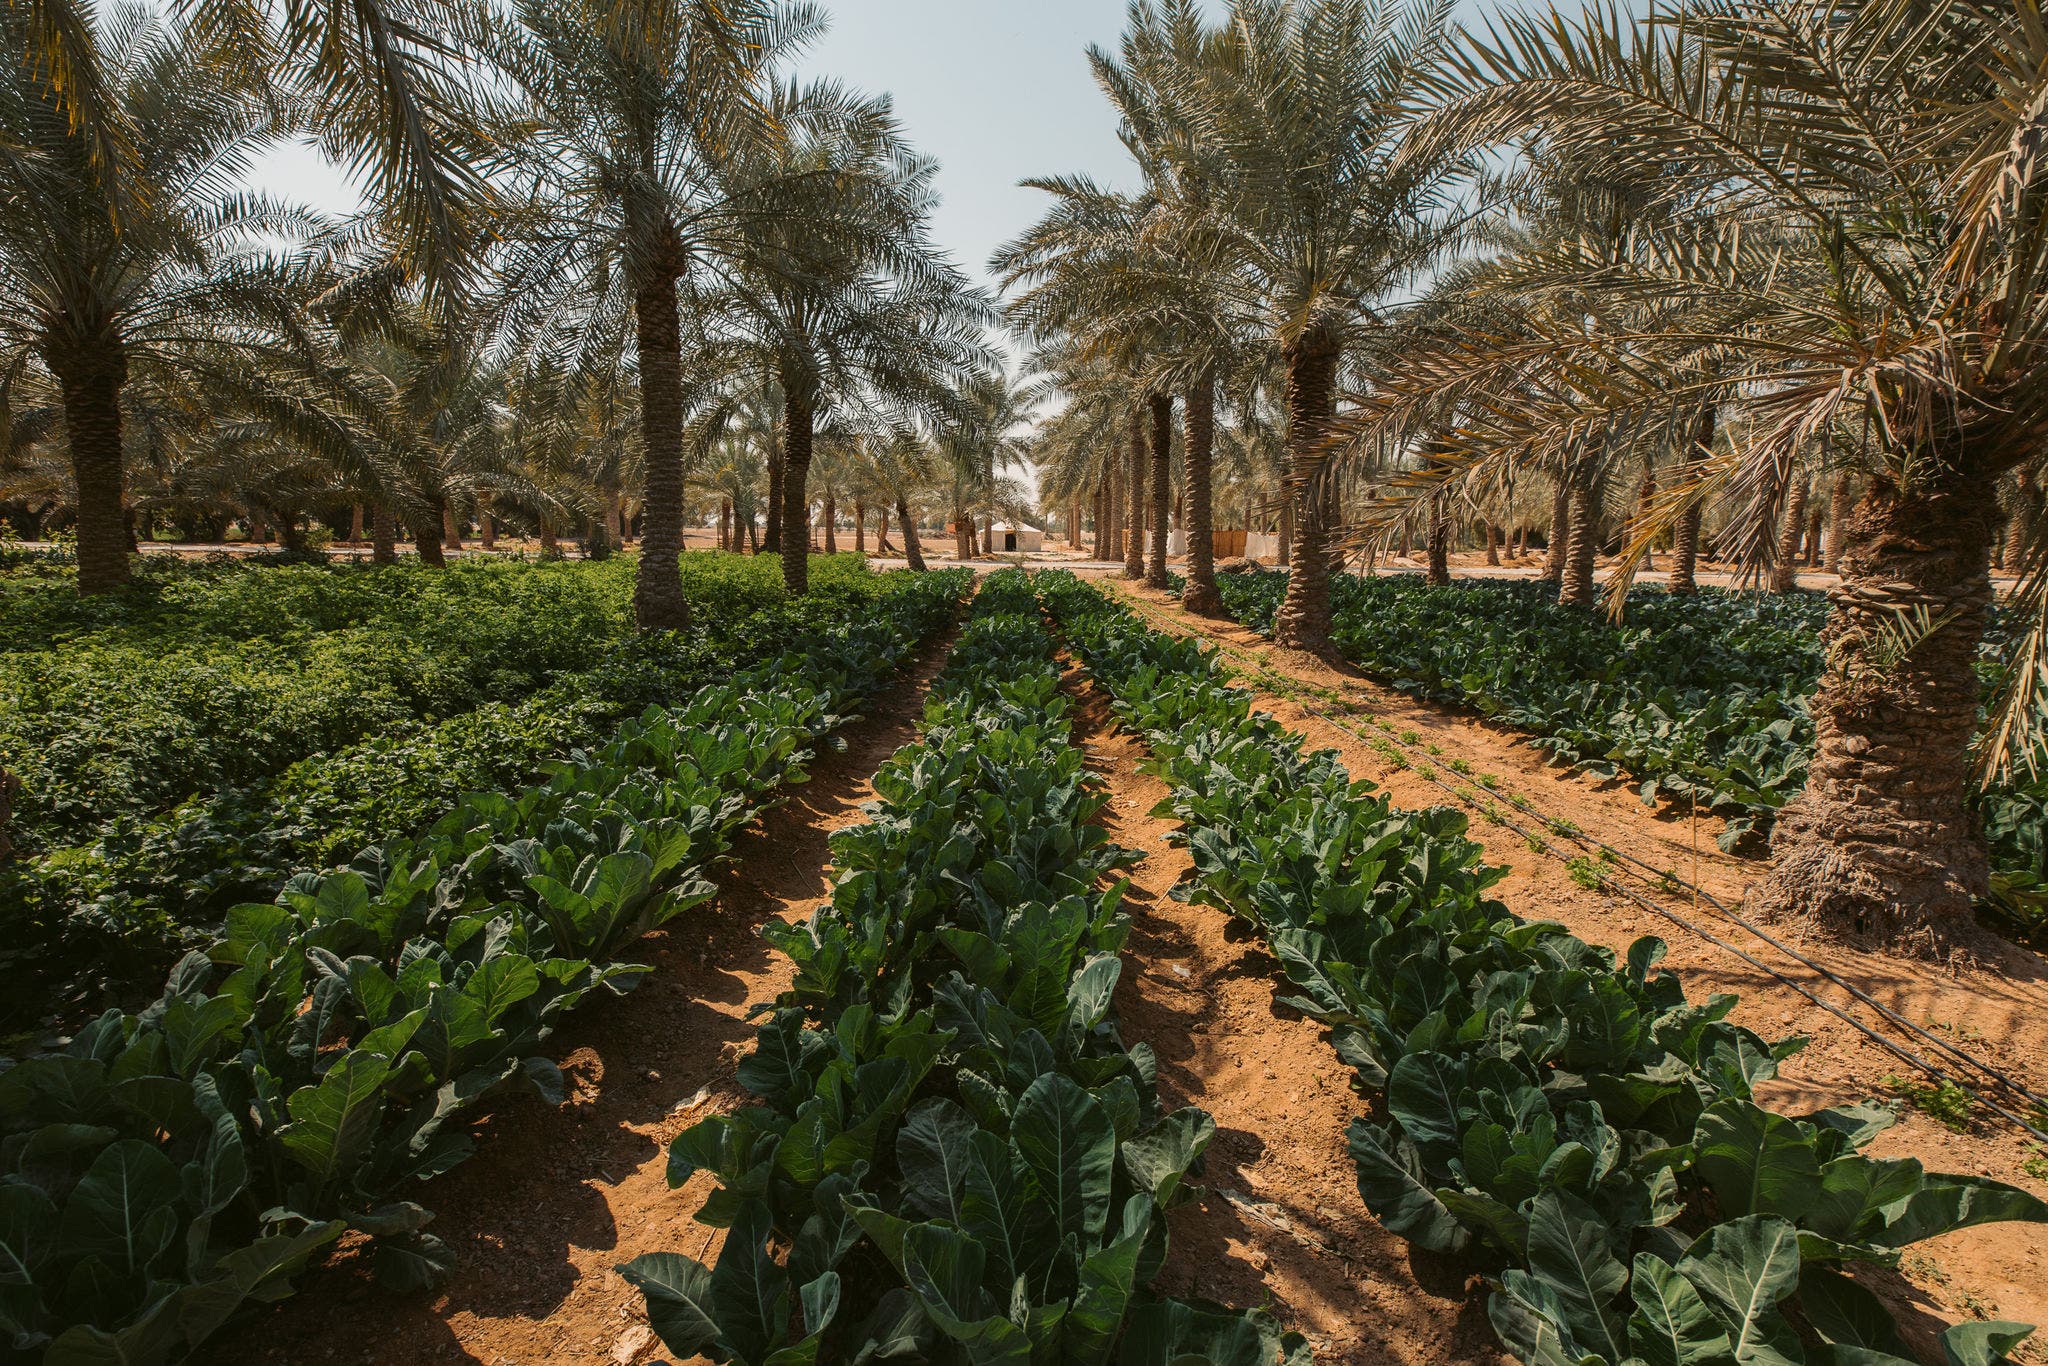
[1107,584,2048,1145]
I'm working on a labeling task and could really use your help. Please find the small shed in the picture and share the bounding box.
[992,522,1043,552]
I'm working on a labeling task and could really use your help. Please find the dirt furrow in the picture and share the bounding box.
[1064,665,1509,1365]
[1102,579,2048,1354]
[230,635,957,1366]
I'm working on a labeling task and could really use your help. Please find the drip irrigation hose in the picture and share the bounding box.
[1107,584,2048,1145]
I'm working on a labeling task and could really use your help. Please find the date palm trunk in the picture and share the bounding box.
[1772,477,1810,594]
[1484,520,1501,567]
[370,503,397,565]
[763,427,783,556]
[823,491,838,554]
[1559,465,1602,607]
[410,510,446,567]
[1426,496,1451,585]
[1827,477,1853,571]
[779,387,815,595]
[1182,377,1223,615]
[896,496,925,571]
[1543,475,1570,583]
[853,500,865,553]
[2006,468,2035,572]
[982,514,994,556]
[1754,475,1996,955]
[1124,406,1146,580]
[631,275,691,629]
[1636,466,1658,572]
[1273,330,1341,652]
[349,503,364,544]
[480,504,496,551]
[51,345,131,594]
[442,502,463,551]
[1146,393,1173,588]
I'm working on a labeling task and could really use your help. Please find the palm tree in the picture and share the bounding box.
[486,0,813,628]
[709,77,993,595]
[1328,0,2048,953]
[0,5,318,592]
[1142,0,1468,651]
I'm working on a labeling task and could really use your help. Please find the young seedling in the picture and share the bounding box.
[1567,856,1605,890]
[1885,1076,1975,1133]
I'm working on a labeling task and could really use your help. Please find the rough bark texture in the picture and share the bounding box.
[853,501,865,553]
[631,277,691,630]
[52,346,131,594]
[823,492,838,555]
[1146,393,1173,588]
[1427,496,1450,585]
[410,512,446,568]
[1671,502,1703,594]
[1484,520,1501,567]
[895,497,925,571]
[480,506,496,551]
[876,505,891,554]
[441,502,463,551]
[1543,476,1570,582]
[1773,477,1810,594]
[1806,503,1823,567]
[1635,466,1658,571]
[1181,378,1222,615]
[371,503,397,565]
[762,428,783,555]
[2007,468,2035,571]
[1276,497,1292,569]
[982,515,994,557]
[1754,477,1997,957]
[539,523,558,558]
[349,503,364,543]
[780,388,815,595]
[1125,407,1146,580]
[1558,466,1602,607]
[1273,333,1341,653]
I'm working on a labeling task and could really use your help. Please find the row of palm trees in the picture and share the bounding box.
[0,0,1015,618]
[1008,0,2048,958]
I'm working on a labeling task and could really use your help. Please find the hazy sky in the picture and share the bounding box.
[245,1,1193,294]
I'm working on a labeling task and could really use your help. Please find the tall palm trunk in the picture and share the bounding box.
[1146,393,1173,588]
[1827,476,1853,571]
[895,496,926,571]
[1124,407,1146,580]
[51,345,131,594]
[1182,377,1223,615]
[441,502,463,551]
[1484,520,1501,567]
[1276,496,1292,568]
[1104,462,1121,562]
[982,514,994,556]
[877,505,892,554]
[1427,495,1451,585]
[631,276,690,629]
[349,503,365,543]
[1670,407,1713,594]
[1636,465,1658,571]
[371,503,397,565]
[539,521,559,558]
[853,500,865,553]
[410,511,446,567]
[779,387,815,594]
[1772,478,1810,593]
[823,491,838,554]
[763,427,783,555]
[1559,465,1602,607]
[1273,332,1341,652]
[1755,475,1996,953]
[479,505,496,551]
[1543,475,1570,582]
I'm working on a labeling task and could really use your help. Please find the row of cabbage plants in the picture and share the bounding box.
[621,569,1307,1365]
[1045,571,2044,1366]
[0,570,966,1366]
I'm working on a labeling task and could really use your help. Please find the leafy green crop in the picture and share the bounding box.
[1,555,891,1021]
[0,569,966,1366]
[1047,571,2046,1366]
[619,570,1306,1365]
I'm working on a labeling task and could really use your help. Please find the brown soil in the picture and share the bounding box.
[1070,676,1508,1365]
[225,636,955,1366]
[1105,579,2048,1363]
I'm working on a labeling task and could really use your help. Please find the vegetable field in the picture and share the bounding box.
[5,559,2048,1366]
